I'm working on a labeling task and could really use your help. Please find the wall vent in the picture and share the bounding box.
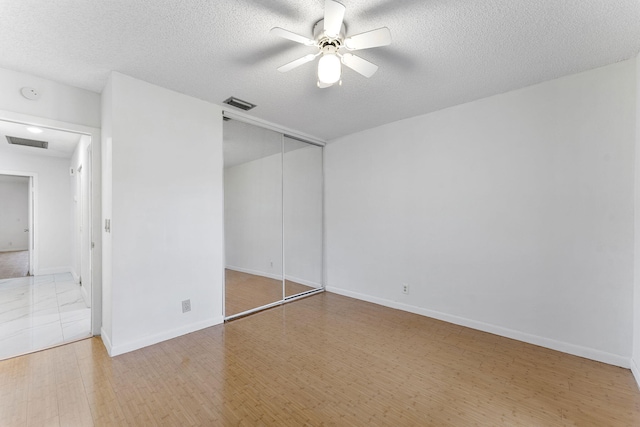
[223,97,256,111]
[6,136,48,149]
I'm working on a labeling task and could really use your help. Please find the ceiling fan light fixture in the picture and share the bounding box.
[271,0,390,87]
[318,53,341,84]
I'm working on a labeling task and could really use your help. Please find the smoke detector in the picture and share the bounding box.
[20,87,41,100]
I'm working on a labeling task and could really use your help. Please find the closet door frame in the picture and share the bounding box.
[223,111,325,321]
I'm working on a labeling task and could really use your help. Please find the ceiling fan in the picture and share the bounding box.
[271,0,391,88]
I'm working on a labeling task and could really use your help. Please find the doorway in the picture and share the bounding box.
[0,174,31,280]
[0,118,95,359]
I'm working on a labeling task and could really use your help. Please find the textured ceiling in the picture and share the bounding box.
[1,0,639,141]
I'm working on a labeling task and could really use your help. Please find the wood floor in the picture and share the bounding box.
[225,269,315,316]
[1,292,639,426]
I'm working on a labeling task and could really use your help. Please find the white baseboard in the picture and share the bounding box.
[631,358,640,390]
[0,247,29,252]
[326,286,630,369]
[225,266,322,289]
[100,327,113,356]
[38,266,71,275]
[70,269,80,284]
[284,274,322,289]
[226,265,282,281]
[108,317,225,357]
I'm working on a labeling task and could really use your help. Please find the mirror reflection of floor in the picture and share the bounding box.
[225,269,316,317]
[0,273,91,360]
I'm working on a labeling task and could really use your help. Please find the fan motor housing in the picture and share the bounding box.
[313,19,346,44]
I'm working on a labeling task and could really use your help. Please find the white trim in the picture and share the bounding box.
[326,286,631,369]
[222,110,326,147]
[39,266,72,275]
[0,109,102,338]
[108,317,224,357]
[100,327,113,356]
[631,358,640,390]
[226,300,286,321]
[0,246,28,252]
[226,288,324,321]
[284,274,322,289]
[225,265,321,289]
[0,109,98,136]
[226,265,282,281]
[70,268,80,283]
[80,282,91,308]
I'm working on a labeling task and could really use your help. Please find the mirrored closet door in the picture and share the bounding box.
[224,119,284,317]
[283,137,323,298]
[223,118,324,319]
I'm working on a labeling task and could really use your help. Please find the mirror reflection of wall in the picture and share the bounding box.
[283,137,323,297]
[223,118,324,319]
[224,119,283,317]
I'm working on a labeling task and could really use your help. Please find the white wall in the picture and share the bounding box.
[224,143,323,288]
[102,72,224,356]
[0,147,72,274]
[632,53,640,386]
[326,60,636,367]
[0,67,100,128]
[0,176,29,251]
[283,142,323,287]
[225,152,283,279]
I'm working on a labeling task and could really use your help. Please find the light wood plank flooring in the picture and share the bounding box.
[1,292,639,426]
[225,269,314,316]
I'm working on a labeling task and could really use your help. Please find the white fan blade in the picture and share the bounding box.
[324,0,345,37]
[344,27,392,50]
[341,54,378,78]
[270,27,315,46]
[277,54,318,73]
[317,80,334,88]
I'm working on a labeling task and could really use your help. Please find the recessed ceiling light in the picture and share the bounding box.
[26,126,43,134]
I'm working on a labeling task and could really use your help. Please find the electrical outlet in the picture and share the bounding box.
[402,284,409,294]
[182,299,191,313]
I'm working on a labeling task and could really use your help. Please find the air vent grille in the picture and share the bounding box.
[223,97,256,111]
[6,136,48,149]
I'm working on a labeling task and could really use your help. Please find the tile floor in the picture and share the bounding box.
[0,250,29,280]
[0,272,91,360]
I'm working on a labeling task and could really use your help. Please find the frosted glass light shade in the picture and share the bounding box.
[317,53,341,84]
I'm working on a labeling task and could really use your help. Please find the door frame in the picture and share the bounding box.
[0,109,102,335]
[0,171,37,275]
